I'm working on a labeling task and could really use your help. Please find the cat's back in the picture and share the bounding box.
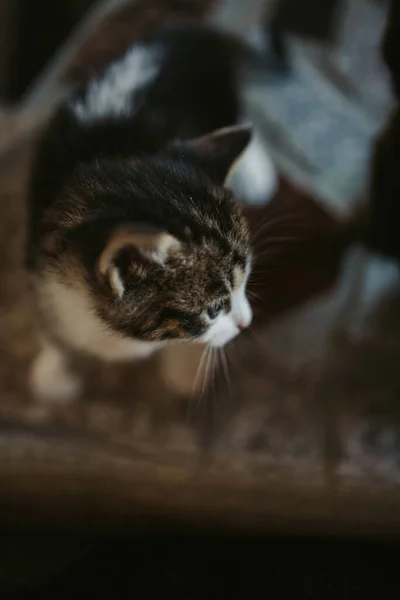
[29,23,244,207]
[70,22,243,139]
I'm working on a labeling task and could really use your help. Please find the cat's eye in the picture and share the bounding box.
[207,300,227,319]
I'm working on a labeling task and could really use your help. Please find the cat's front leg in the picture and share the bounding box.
[30,335,83,404]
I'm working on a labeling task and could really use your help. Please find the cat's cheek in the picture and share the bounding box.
[209,330,240,348]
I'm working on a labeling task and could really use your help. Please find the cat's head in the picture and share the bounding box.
[64,125,253,348]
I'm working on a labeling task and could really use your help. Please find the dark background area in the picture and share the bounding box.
[0,0,95,102]
[1,533,400,599]
[0,0,342,103]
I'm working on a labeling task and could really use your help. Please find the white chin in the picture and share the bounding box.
[208,329,240,348]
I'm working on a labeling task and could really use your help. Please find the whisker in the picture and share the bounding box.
[249,202,296,231]
[253,242,303,263]
[249,265,285,276]
[247,290,267,309]
[248,275,279,287]
[251,202,309,225]
[255,235,303,247]
[209,347,219,417]
[192,345,209,406]
[252,232,309,254]
[219,346,234,400]
[252,234,307,254]
[252,264,281,276]
[252,218,311,246]
[225,343,240,369]
[249,270,287,285]
[199,345,213,405]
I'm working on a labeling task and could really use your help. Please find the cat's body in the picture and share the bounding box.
[27,24,269,402]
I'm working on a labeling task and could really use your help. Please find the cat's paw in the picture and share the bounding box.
[30,345,82,404]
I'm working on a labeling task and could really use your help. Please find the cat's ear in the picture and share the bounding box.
[171,124,252,184]
[97,227,180,298]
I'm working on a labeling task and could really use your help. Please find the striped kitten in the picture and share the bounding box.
[27,24,254,402]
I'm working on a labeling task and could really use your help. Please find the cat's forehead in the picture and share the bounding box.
[78,159,250,242]
[175,204,250,269]
[168,240,251,298]
[176,188,250,255]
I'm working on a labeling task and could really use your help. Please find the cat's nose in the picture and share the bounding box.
[234,298,253,330]
[237,311,252,331]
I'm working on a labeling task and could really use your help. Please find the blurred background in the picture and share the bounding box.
[0,0,393,208]
[0,0,94,101]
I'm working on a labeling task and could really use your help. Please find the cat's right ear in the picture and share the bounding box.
[97,227,180,298]
[169,124,252,185]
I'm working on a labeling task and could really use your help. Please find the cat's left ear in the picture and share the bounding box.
[97,227,180,298]
[171,124,252,185]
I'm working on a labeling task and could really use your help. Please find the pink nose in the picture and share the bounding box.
[238,321,248,331]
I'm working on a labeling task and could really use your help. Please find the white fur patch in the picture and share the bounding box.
[109,266,125,298]
[36,275,164,362]
[228,130,278,205]
[202,262,252,348]
[72,45,162,122]
[31,339,82,403]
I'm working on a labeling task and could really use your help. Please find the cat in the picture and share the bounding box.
[27,23,272,403]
